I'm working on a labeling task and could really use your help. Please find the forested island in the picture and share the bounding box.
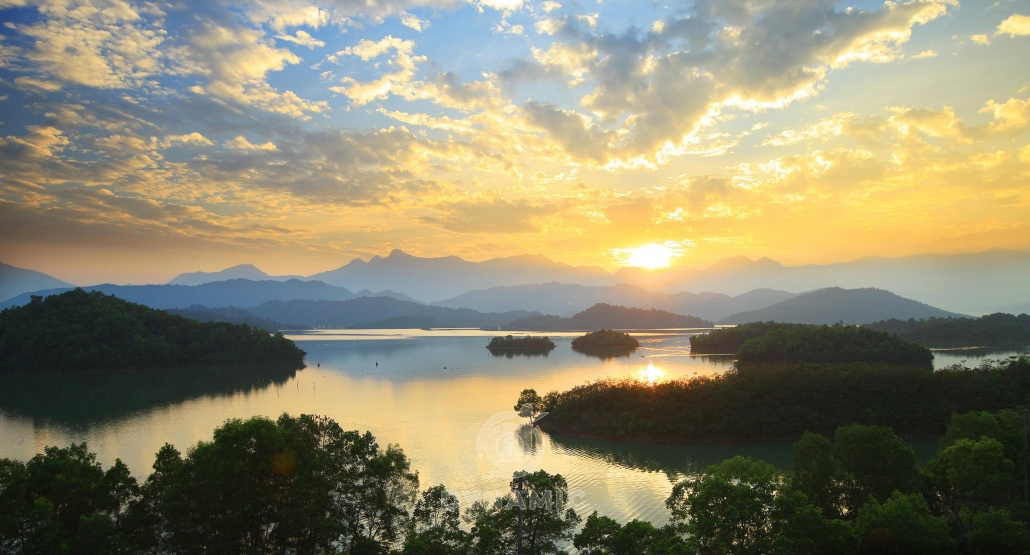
[0,289,305,372]
[3,409,1028,554]
[690,322,934,368]
[505,303,712,331]
[535,356,1030,442]
[570,329,640,358]
[486,335,556,356]
[864,312,1030,348]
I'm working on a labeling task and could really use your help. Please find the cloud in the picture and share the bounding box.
[276,30,326,49]
[225,136,278,151]
[401,14,429,31]
[996,14,1030,37]
[912,49,937,59]
[971,34,991,46]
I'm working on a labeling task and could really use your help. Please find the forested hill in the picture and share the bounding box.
[505,303,712,331]
[863,313,1030,348]
[247,296,539,329]
[690,322,933,368]
[718,287,962,325]
[0,289,305,372]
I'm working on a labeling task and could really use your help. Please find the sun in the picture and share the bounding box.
[624,243,676,270]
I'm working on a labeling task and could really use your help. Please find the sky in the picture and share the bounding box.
[0,0,1028,284]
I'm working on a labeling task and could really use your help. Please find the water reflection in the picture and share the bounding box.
[637,363,666,385]
[0,364,300,425]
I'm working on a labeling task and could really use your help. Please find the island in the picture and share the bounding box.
[486,335,556,356]
[535,323,1030,443]
[0,289,306,373]
[863,312,1030,349]
[570,329,640,358]
[690,321,934,369]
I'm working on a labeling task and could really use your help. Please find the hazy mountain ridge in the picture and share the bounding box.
[0,279,357,310]
[306,249,615,301]
[246,297,539,329]
[719,287,964,325]
[0,263,74,303]
[435,282,796,320]
[617,250,1030,315]
[166,305,310,332]
[505,303,713,331]
[168,264,301,285]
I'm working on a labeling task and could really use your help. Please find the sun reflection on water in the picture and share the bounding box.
[638,362,666,385]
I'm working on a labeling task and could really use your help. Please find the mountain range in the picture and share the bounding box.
[718,287,963,325]
[0,262,74,302]
[434,282,796,321]
[0,279,414,311]
[155,248,1028,313]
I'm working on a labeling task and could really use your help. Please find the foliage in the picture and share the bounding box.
[3,408,1030,555]
[864,313,1030,348]
[506,303,711,331]
[573,512,687,555]
[0,289,305,372]
[832,424,921,515]
[666,456,855,555]
[854,492,955,555]
[0,444,138,554]
[689,322,797,354]
[736,323,934,368]
[402,486,470,555]
[539,356,1030,442]
[486,335,556,355]
[514,389,545,415]
[962,507,1030,555]
[462,470,581,555]
[570,329,639,358]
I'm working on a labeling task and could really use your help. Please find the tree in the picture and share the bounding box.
[464,470,580,555]
[403,485,470,555]
[791,432,840,517]
[573,511,687,555]
[962,507,1030,555]
[854,492,954,555]
[936,437,1015,508]
[667,456,781,555]
[514,389,545,415]
[832,425,919,515]
[941,411,1022,462]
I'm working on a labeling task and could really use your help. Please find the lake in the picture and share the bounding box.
[0,329,1019,526]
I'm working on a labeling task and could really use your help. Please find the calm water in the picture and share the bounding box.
[0,329,1011,525]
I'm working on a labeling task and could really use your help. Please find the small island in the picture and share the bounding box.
[486,335,556,357]
[0,289,306,373]
[571,329,640,359]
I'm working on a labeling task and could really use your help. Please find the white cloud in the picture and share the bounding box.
[276,30,325,49]
[971,34,991,46]
[401,14,430,31]
[225,136,278,151]
[996,14,1030,37]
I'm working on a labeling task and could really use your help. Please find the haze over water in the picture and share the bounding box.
[0,329,994,525]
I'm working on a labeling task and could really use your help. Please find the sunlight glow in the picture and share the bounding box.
[638,363,665,385]
[624,243,677,269]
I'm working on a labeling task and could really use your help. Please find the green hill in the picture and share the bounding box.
[0,289,305,372]
[691,322,933,368]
